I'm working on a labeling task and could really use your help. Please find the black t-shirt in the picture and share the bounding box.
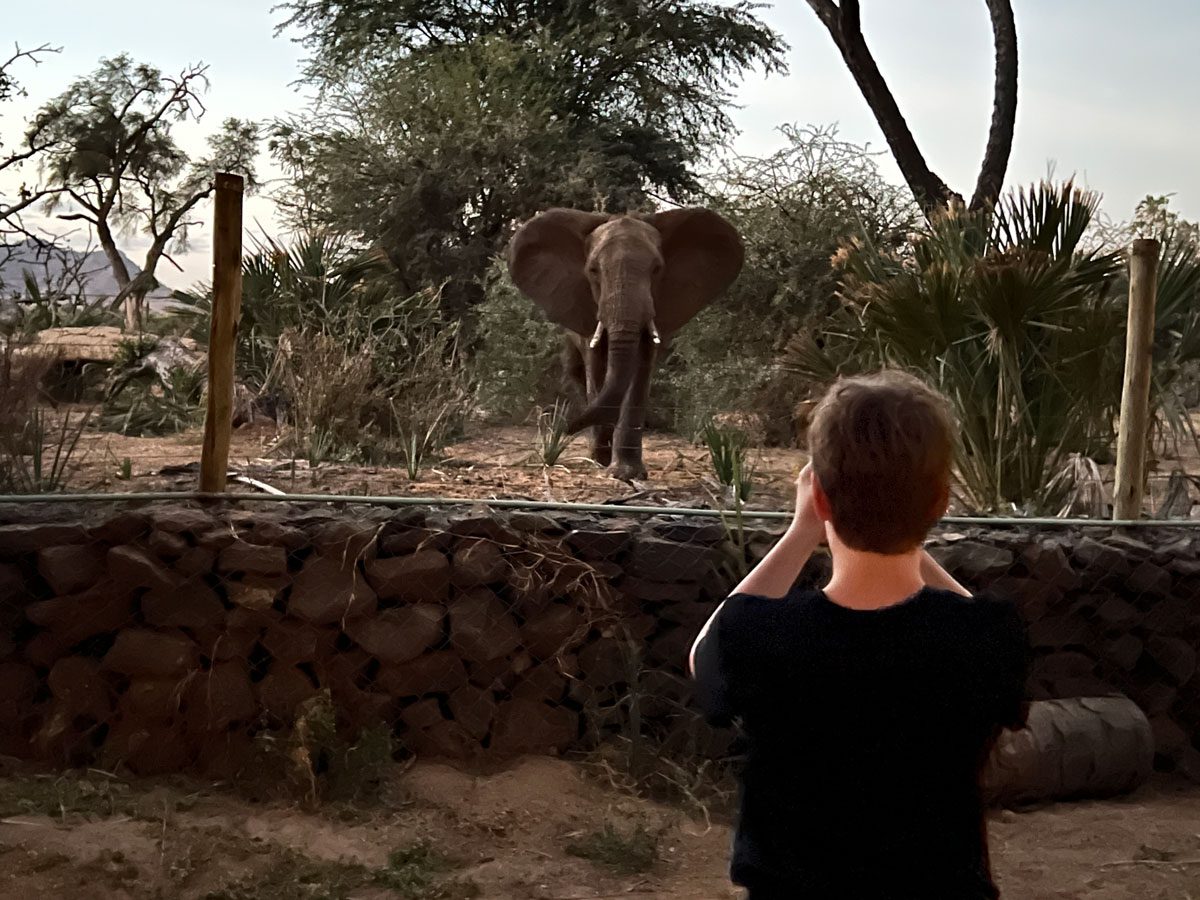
[692,586,1030,899]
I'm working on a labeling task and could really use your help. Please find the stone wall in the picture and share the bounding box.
[0,503,1197,782]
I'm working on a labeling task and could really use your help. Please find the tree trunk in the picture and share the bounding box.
[982,697,1153,807]
[970,0,1019,211]
[95,221,138,332]
[124,291,146,333]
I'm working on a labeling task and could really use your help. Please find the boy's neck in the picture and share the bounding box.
[823,533,925,610]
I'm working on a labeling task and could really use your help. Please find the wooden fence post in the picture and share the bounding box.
[1113,237,1160,520]
[199,173,244,493]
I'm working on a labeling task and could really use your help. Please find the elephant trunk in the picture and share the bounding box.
[568,325,644,434]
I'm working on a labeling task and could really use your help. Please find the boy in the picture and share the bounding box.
[690,371,1030,899]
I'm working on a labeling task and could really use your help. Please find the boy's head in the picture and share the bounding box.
[807,370,954,554]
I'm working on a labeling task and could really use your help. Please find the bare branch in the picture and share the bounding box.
[0,186,63,220]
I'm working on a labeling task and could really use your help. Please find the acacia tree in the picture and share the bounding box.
[273,0,786,312]
[803,0,1018,216]
[32,55,258,330]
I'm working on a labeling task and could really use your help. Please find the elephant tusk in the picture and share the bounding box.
[589,322,605,349]
[649,321,661,345]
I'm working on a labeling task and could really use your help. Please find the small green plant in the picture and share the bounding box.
[701,419,755,502]
[118,456,132,480]
[255,689,396,809]
[534,400,575,466]
[374,843,480,898]
[0,405,91,493]
[306,426,339,468]
[395,401,456,481]
[565,821,660,875]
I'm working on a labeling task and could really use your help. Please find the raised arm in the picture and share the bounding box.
[689,465,825,676]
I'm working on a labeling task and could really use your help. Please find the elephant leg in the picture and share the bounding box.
[610,338,657,482]
[585,342,614,467]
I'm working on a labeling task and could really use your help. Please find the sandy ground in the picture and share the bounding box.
[0,759,1197,900]
[63,420,810,512]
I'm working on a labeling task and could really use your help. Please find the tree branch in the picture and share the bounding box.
[804,0,840,32]
[804,0,962,215]
[0,186,63,220]
[969,0,1018,211]
[110,183,212,311]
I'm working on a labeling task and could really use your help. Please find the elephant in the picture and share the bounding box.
[507,207,744,481]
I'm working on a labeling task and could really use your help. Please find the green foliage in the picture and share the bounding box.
[1083,194,1200,460]
[0,772,146,822]
[471,258,562,422]
[375,844,480,899]
[1146,230,1200,455]
[534,400,576,467]
[16,273,121,332]
[34,55,259,229]
[1129,194,1200,245]
[101,366,205,437]
[710,124,918,331]
[783,181,1134,514]
[110,335,161,370]
[172,232,471,467]
[170,231,404,387]
[656,125,919,442]
[565,822,660,875]
[271,1,784,312]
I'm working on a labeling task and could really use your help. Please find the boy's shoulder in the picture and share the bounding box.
[718,585,1025,638]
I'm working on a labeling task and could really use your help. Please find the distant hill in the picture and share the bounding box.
[0,239,180,312]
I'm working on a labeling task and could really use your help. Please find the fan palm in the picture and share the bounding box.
[784,181,1131,514]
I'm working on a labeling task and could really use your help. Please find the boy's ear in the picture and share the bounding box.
[813,473,833,521]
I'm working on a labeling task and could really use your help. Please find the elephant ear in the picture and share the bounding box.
[507,208,611,336]
[650,208,744,335]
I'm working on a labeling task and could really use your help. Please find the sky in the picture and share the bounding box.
[2,0,1198,290]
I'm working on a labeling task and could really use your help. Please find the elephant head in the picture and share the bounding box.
[507,207,744,433]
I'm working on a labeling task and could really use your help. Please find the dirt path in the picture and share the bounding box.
[1,759,1198,899]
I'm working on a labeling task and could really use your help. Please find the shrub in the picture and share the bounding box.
[470,256,562,423]
[172,231,473,469]
[780,181,1200,514]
